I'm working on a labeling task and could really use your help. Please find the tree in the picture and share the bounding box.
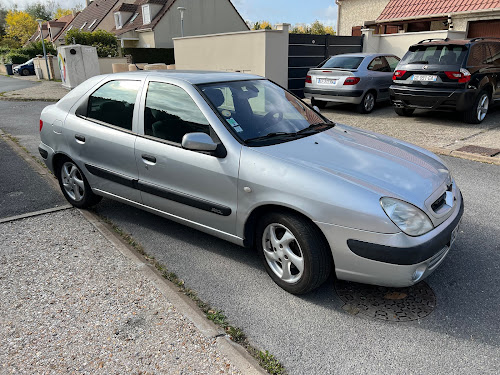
[4,10,37,47]
[54,8,73,19]
[0,4,7,39]
[325,26,336,35]
[311,20,325,35]
[26,2,52,21]
[259,21,273,30]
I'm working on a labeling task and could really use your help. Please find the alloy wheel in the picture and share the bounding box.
[262,223,304,284]
[61,162,85,202]
[477,94,489,122]
[364,92,375,112]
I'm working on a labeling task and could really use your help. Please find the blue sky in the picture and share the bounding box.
[233,0,338,28]
[6,0,338,29]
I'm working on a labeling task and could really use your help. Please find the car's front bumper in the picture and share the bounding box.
[316,191,464,287]
[390,85,476,111]
[304,87,364,104]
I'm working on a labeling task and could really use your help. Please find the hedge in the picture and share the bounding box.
[122,48,175,64]
[3,52,30,64]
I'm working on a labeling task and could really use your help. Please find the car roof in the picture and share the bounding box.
[107,70,265,85]
[328,53,394,58]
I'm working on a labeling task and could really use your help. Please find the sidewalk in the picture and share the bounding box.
[0,74,68,101]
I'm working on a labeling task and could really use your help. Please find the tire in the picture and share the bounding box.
[463,90,490,124]
[57,158,102,208]
[394,107,415,117]
[21,68,30,76]
[357,91,376,114]
[256,211,332,294]
[311,97,327,109]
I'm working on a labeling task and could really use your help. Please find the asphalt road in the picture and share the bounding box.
[0,75,37,93]
[2,100,499,374]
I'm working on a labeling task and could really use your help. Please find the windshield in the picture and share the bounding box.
[199,80,331,145]
[319,56,364,69]
[400,45,467,65]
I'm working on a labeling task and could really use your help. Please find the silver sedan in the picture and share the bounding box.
[304,53,400,113]
[39,71,463,294]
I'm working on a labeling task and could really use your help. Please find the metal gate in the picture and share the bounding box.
[288,34,363,98]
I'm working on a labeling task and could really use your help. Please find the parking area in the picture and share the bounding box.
[316,101,500,163]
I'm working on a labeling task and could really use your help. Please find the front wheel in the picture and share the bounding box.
[394,107,415,117]
[464,91,489,124]
[57,159,102,208]
[256,212,332,294]
[21,68,30,76]
[357,91,376,114]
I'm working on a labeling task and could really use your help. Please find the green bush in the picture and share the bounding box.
[65,29,118,57]
[3,51,30,64]
[21,41,56,58]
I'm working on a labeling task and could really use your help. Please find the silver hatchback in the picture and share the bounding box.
[304,53,400,113]
[39,71,463,294]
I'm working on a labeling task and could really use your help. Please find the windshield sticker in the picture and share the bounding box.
[221,110,232,118]
[227,118,239,127]
[234,126,243,132]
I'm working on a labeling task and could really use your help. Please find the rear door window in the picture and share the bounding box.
[87,80,141,131]
[467,43,490,66]
[400,45,468,66]
[368,56,391,72]
[385,56,400,71]
[487,43,500,66]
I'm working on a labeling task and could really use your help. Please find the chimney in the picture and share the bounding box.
[86,0,93,7]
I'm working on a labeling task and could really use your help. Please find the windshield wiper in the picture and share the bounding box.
[244,132,297,143]
[296,122,334,134]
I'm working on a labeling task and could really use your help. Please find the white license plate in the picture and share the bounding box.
[317,78,338,85]
[450,219,461,247]
[411,74,437,82]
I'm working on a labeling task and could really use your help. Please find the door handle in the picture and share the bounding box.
[141,154,157,164]
[75,134,85,143]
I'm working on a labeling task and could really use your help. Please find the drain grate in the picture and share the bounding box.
[456,145,500,157]
[335,280,436,322]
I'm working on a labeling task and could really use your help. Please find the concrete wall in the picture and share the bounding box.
[362,29,467,58]
[337,0,390,36]
[138,31,155,48]
[173,24,289,88]
[452,10,500,34]
[98,57,128,74]
[153,0,248,48]
[33,55,61,80]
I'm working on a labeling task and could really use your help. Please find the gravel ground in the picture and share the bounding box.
[0,209,242,374]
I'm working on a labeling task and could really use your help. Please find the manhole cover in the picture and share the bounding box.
[456,145,500,157]
[335,280,436,322]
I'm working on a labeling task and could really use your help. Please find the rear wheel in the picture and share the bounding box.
[256,211,332,294]
[57,159,102,208]
[394,107,415,116]
[357,91,376,114]
[21,68,30,76]
[311,97,327,109]
[464,90,489,124]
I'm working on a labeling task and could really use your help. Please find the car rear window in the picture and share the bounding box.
[400,45,468,66]
[319,56,364,69]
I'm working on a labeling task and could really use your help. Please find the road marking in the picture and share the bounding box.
[0,205,73,224]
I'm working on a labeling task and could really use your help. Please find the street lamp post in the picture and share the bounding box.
[177,7,186,37]
[36,19,51,80]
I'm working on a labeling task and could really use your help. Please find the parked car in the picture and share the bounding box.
[304,53,400,113]
[13,59,35,76]
[390,37,500,123]
[39,71,463,294]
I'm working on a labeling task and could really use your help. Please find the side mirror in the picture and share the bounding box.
[313,105,320,113]
[182,132,218,152]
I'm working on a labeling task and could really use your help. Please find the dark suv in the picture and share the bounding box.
[390,38,500,123]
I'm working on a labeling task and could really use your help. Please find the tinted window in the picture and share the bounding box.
[320,56,364,69]
[385,56,400,71]
[368,56,391,72]
[87,80,141,130]
[144,82,210,144]
[487,43,500,66]
[400,45,467,66]
[467,43,490,66]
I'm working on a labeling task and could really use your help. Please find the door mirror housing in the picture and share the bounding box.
[182,132,218,152]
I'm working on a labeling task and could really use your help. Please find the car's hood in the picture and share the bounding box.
[252,125,449,204]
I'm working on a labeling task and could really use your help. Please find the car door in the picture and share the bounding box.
[134,79,240,236]
[64,79,143,202]
[486,42,500,102]
[367,56,397,100]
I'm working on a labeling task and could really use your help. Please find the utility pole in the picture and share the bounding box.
[36,19,52,80]
[177,7,186,37]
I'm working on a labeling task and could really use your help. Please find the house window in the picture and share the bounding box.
[88,19,97,29]
[142,5,151,24]
[114,13,122,29]
[129,13,139,24]
[80,22,87,30]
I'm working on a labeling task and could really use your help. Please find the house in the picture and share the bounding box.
[337,0,500,38]
[26,13,77,47]
[112,0,249,48]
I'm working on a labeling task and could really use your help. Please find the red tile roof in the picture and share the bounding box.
[377,0,500,21]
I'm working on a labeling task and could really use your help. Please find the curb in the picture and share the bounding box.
[0,128,267,375]
[427,146,500,166]
[0,97,59,102]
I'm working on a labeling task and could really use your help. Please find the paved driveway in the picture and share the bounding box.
[2,100,499,374]
[0,75,37,93]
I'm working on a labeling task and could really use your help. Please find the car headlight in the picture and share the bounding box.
[380,197,433,236]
